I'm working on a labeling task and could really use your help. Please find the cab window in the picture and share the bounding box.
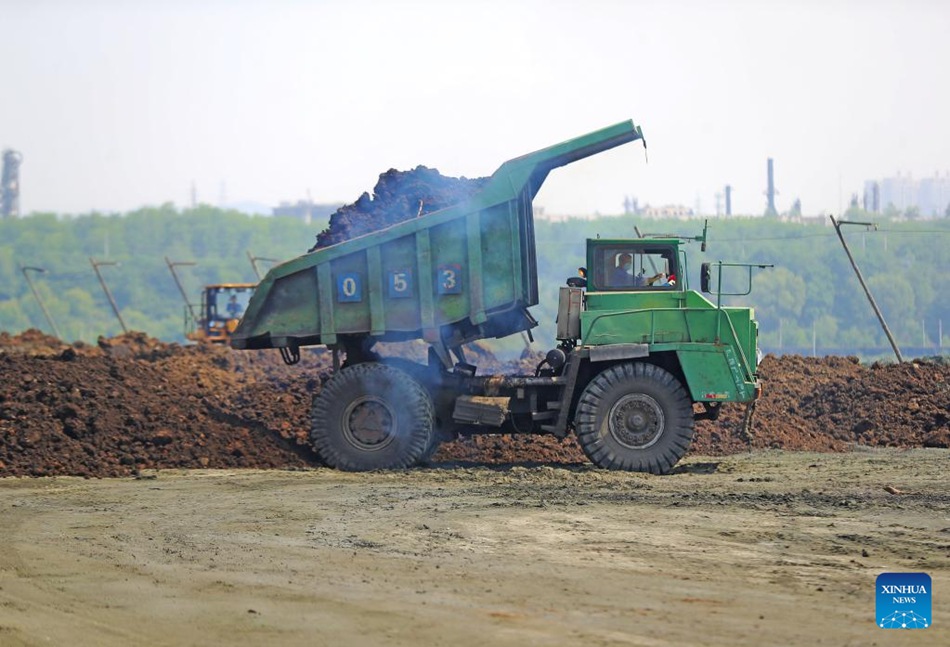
[593,246,677,290]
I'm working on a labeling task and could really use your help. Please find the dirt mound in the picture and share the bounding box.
[310,166,487,250]
[0,328,80,356]
[0,336,328,477]
[691,354,949,454]
[1,331,947,476]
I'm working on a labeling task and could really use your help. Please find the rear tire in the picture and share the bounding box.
[574,362,694,474]
[311,363,433,471]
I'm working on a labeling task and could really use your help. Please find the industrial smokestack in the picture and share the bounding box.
[1,149,23,218]
[765,158,778,217]
[725,185,732,216]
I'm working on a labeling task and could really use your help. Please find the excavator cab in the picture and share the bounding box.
[186,283,256,344]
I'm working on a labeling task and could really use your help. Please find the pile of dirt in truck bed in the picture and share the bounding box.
[0,329,947,477]
[310,166,487,250]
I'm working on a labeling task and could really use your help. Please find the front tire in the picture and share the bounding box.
[311,363,433,471]
[574,362,694,474]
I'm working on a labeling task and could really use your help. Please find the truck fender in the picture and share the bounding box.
[587,343,649,363]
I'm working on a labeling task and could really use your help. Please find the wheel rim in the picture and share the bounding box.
[607,393,665,449]
[341,396,396,451]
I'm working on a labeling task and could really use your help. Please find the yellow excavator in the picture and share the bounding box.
[167,254,271,345]
[185,283,256,344]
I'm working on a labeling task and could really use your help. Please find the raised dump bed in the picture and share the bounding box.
[231,121,643,357]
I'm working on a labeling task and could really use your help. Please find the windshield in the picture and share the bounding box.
[211,288,253,320]
[593,245,677,290]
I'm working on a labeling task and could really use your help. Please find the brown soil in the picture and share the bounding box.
[1,329,947,477]
[309,166,487,250]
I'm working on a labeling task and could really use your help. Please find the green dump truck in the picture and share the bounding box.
[232,120,765,473]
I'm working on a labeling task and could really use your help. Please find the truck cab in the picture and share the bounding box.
[571,236,761,405]
[497,233,764,474]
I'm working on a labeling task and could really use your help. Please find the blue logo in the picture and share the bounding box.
[876,572,931,629]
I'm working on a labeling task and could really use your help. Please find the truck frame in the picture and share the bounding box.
[231,120,763,473]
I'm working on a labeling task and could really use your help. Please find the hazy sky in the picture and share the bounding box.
[2,0,948,217]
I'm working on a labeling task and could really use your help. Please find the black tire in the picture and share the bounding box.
[574,362,694,474]
[311,363,434,471]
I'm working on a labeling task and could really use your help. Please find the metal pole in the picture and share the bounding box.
[20,265,63,339]
[89,257,128,334]
[829,216,903,363]
[165,256,198,322]
[246,250,277,281]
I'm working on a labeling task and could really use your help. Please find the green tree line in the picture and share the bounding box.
[1,205,948,358]
[0,205,318,342]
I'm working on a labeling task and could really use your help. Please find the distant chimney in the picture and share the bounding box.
[765,159,778,217]
[1,149,23,218]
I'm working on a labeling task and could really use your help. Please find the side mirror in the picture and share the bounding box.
[700,262,711,293]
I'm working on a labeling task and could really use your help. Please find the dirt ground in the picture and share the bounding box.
[1,449,947,647]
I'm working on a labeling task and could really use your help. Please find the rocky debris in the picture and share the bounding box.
[1,330,947,477]
[310,166,487,250]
